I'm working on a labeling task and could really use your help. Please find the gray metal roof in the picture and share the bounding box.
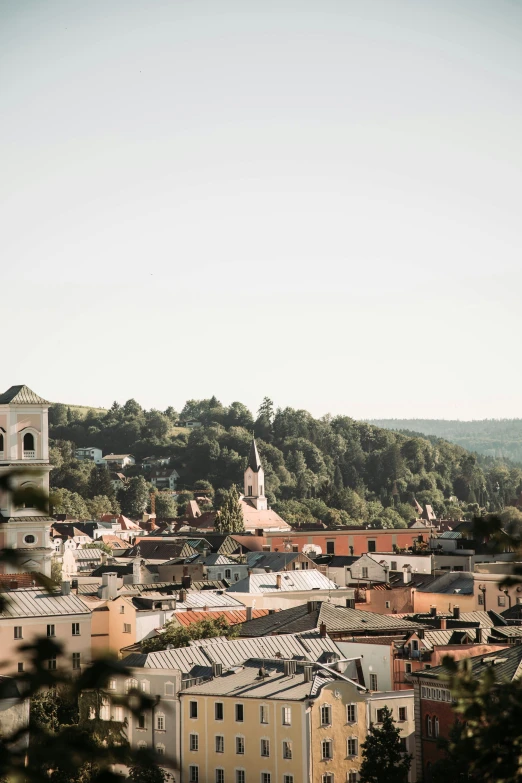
[72,548,104,560]
[415,644,522,684]
[227,570,338,593]
[0,588,91,618]
[0,385,50,405]
[439,531,462,539]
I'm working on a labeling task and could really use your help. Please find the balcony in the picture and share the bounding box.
[23,451,36,459]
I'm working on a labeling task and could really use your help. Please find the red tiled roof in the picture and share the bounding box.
[172,609,270,627]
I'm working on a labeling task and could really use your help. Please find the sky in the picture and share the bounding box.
[2,0,521,420]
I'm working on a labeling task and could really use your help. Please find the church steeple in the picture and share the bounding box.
[243,437,267,511]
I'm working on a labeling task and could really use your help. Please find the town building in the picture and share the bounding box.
[265,526,434,557]
[101,454,136,469]
[75,447,104,464]
[0,385,56,577]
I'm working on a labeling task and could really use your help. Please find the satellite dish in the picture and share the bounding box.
[303,544,322,556]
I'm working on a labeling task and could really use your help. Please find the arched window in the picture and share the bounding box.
[434,716,439,737]
[426,715,432,737]
[23,433,35,451]
[125,677,138,693]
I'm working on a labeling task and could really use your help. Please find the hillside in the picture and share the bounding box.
[370,419,522,464]
[47,398,522,526]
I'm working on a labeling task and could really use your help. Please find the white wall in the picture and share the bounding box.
[336,640,393,691]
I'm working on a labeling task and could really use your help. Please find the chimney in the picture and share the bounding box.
[268,609,275,615]
[284,660,297,677]
[212,662,223,677]
[100,572,118,600]
[182,575,192,589]
[453,605,461,620]
[132,559,142,585]
[430,605,437,617]
[276,574,282,590]
[403,566,412,584]
[246,606,253,622]
[319,622,327,637]
[440,618,447,630]
[61,581,71,596]
[179,589,187,603]
[303,664,313,683]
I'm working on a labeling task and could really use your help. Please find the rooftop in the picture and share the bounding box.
[0,588,90,618]
[414,644,522,684]
[227,570,338,593]
[0,385,49,405]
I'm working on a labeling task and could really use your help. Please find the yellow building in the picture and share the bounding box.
[180,658,416,783]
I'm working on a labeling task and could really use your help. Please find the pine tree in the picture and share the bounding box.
[87,465,116,502]
[214,486,244,533]
[359,706,412,783]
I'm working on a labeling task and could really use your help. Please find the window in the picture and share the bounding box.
[321,704,332,726]
[282,706,291,725]
[215,702,224,721]
[405,663,412,674]
[434,716,439,737]
[123,623,131,633]
[370,673,378,690]
[321,739,333,760]
[0,433,3,453]
[236,736,245,755]
[248,485,252,496]
[376,708,386,723]
[412,640,419,651]
[326,541,335,554]
[362,567,369,579]
[72,653,81,670]
[141,680,150,694]
[126,678,138,693]
[391,561,397,571]
[14,627,22,639]
[120,605,125,614]
[23,432,35,454]
[165,682,175,696]
[137,742,147,751]
[156,714,165,731]
[190,701,198,719]
[284,777,294,783]
[283,740,292,759]
[348,773,358,783]
[261,775,271,783]
[100,697,111,721]
[225,570,231,579]
[48,656,57,670]
[108,679,116,690]
[498,595,506,607]
[260,705,268,724]
[235,704,244,722]
[322,776,334,783]
[24,534,36,544]
[399,737,407,752]
[385,601,391,609]
[47,624,55,637]
[399,706,407,721]
[189,734,199,751]
[347,737,358,756]
[261,738,270,757]
[17,663,24,673]
[72,623,80,636]
[113,706,123,722]
[138,714,146,729]
[215,771,224,783]
[189,766,199,783]
[346,704,357,723]
[367,540,376,553]
[215,736,224,753]
[236,772,245,783]
[156,745,165,756]
[426,715,432,737]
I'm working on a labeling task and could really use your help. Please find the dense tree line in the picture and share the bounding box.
[47,397,522,526]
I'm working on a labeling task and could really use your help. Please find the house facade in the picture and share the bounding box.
[75,447,104,464]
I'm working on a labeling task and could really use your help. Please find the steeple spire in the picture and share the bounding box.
[247,437,263,473]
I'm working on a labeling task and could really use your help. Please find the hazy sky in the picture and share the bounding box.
[2,0,521,420]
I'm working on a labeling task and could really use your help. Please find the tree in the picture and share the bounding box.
[51,558,63,583]
[50,488,90,519]
[83,541,112,555]
[359,706,412,783]
[128,760,171,783]
[120,476,149,518]
[176,490,194,516]
[214,485,244,533]
[142,614,238,652]
[154,492,177,518]
[87,465,116,500]
[86,494,119,519]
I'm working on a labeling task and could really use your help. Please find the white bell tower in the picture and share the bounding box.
[244,437,267,511]
[0,385,54,577]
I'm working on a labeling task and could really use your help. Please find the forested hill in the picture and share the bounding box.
[48,399,522,526]
[370,419,522,464]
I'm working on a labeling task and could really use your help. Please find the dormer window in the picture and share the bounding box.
[23,432,35,459]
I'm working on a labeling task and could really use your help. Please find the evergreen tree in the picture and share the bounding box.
[87,465,116,501]
[120,476,149,518]
[215,485,244,533]
[359,706,412,783]
[154,492,177,518]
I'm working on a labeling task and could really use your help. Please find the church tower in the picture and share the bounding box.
[244,437,267,511]
[0,385,54,577]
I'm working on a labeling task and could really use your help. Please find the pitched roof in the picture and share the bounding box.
[227,570,338,593]
[414,644,522,684]
[0,588,90,618]
[0,385,49,405]
[238,601,426,637]
[247,438,263,472]
[172,609,270,627]
[0,573,39,588]
[126,540,197,560]
[72,548,105,560]
[101,454,133,460]
[245,552,306,571]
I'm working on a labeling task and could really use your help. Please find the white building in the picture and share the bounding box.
[75,447,104,464]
